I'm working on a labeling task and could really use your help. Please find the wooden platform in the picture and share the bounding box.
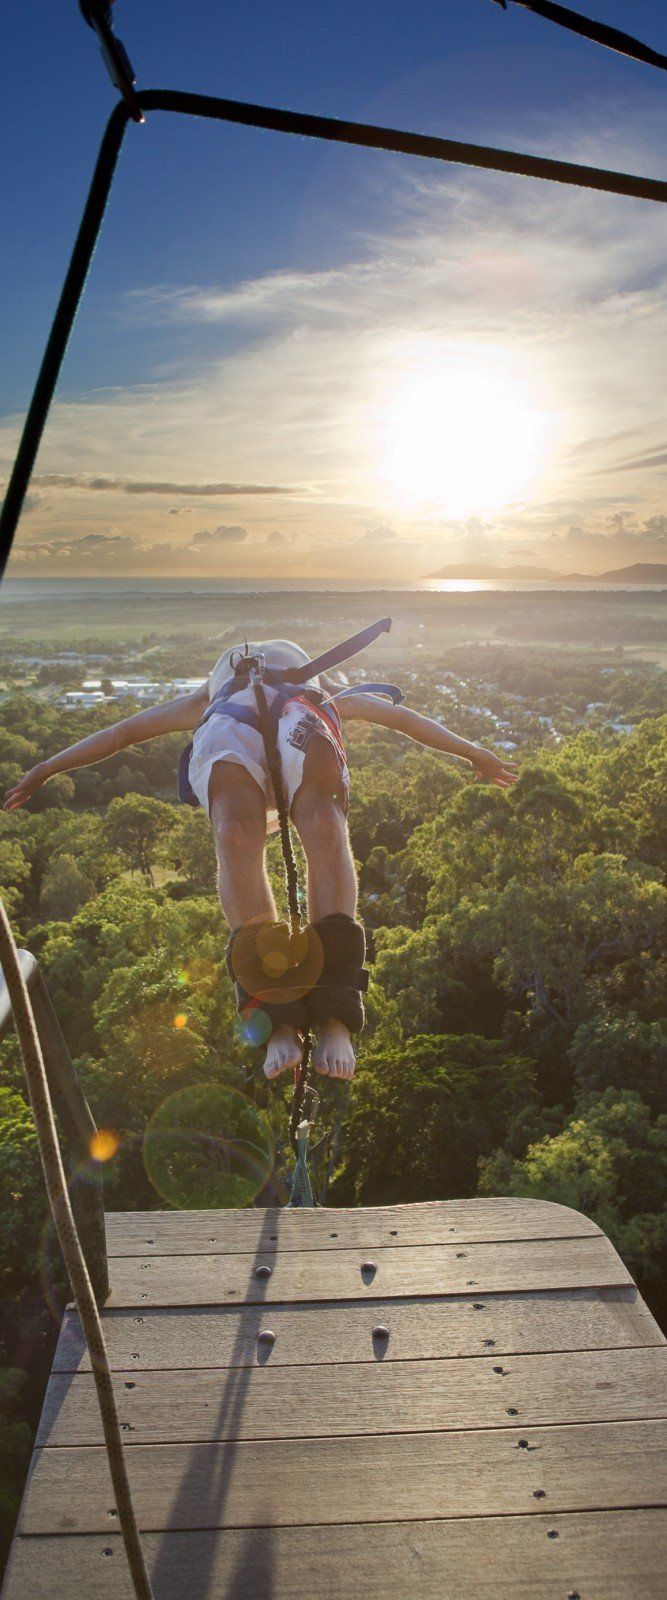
[3,1198,667,1598]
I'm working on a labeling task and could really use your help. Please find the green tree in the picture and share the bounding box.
[332,1033,536,1206]
[39,855,95,922]
[104,794,174,882]
[479,1088,667,1291]
[159,808,217,890]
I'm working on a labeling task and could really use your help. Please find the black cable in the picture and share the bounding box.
[2,87,665,578]
[251,676,313,1155]
[489,1,667,74]
[138,88,667,205]
[0,103,130,577]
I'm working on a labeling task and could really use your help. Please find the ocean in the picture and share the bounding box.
[2,576,666,605]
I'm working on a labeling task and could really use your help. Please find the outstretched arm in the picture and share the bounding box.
[3,684,210,811]
[338,694,517,787]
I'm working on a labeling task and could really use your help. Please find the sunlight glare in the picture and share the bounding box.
[372,340,551,516]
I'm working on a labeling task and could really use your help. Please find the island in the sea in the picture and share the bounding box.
[424,562,667,584]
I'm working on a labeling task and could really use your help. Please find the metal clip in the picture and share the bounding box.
[249,652,266,688]
[79,1,144,123]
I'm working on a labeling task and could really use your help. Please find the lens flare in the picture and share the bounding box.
[89,1128,119,1162]
[235,1006,273,1048]
[143,1082,274,1209]
[230,921,323,1004]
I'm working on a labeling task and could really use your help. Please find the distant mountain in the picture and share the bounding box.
[586,563,667,584]
[424,561,667,583]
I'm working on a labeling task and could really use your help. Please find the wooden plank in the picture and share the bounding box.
[19,1421,667,1533]
[104,1198,601,1256]
[106,1234,631,1307]
[4,1510,666,1600]
[55,1285,664,1374]
[37,1347,667,1448]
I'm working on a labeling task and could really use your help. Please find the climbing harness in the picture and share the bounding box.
[0,901,155,1600]
[178,615,401,804]
[197,619,400,1206]
[488,1,667,74]
[1,14,666,574]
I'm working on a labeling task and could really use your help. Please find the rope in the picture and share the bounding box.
[490,0,667,74]
[1,87,665,578]
[0,900,155,1600]
[250,676,314,1162]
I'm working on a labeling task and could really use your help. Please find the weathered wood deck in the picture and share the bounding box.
[3,1198,666,1598]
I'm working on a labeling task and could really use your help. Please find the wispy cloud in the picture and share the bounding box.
[4,108,666,578]
[188,524,250,545]
[30,474,299,497]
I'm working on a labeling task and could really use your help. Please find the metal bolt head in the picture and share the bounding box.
[255,1264,272,1279]
[257,1329,276,1345]
[361,1260,376,1272]
[372,1325,389,1340]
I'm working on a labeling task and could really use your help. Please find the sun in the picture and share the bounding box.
[370,338,552,517]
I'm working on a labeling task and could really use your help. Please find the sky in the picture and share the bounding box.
[1,0,666,580]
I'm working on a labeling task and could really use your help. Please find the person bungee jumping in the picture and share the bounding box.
[3,618,516,1082]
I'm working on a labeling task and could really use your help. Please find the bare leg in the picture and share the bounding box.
[292,741,359,1079]
[208,760,303,1079]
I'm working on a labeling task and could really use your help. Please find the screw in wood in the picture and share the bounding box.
[255,1264,273,1279]
[372,1325,389,1340]
[547,1530,559,1539]
[533,1489,545,1499]
[257,1329,276,1345]
[361,1260,376,1272]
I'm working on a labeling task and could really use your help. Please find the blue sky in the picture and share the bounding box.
[1,1,665,578]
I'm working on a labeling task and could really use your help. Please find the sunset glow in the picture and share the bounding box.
[373,341,551,516]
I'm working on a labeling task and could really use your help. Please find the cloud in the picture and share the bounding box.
[607,445,667,474]
[32,474,297,497]
[188,524,250,546]
[357,522,397,545]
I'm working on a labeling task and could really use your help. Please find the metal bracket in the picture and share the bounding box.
[79,0,144,122]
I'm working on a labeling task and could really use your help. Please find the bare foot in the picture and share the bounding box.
[312,1020,356,1080]
[264,1024,304,1081]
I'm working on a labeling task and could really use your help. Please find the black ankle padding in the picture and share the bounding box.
[304,914,368,1034]
[226,923,308,1032]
